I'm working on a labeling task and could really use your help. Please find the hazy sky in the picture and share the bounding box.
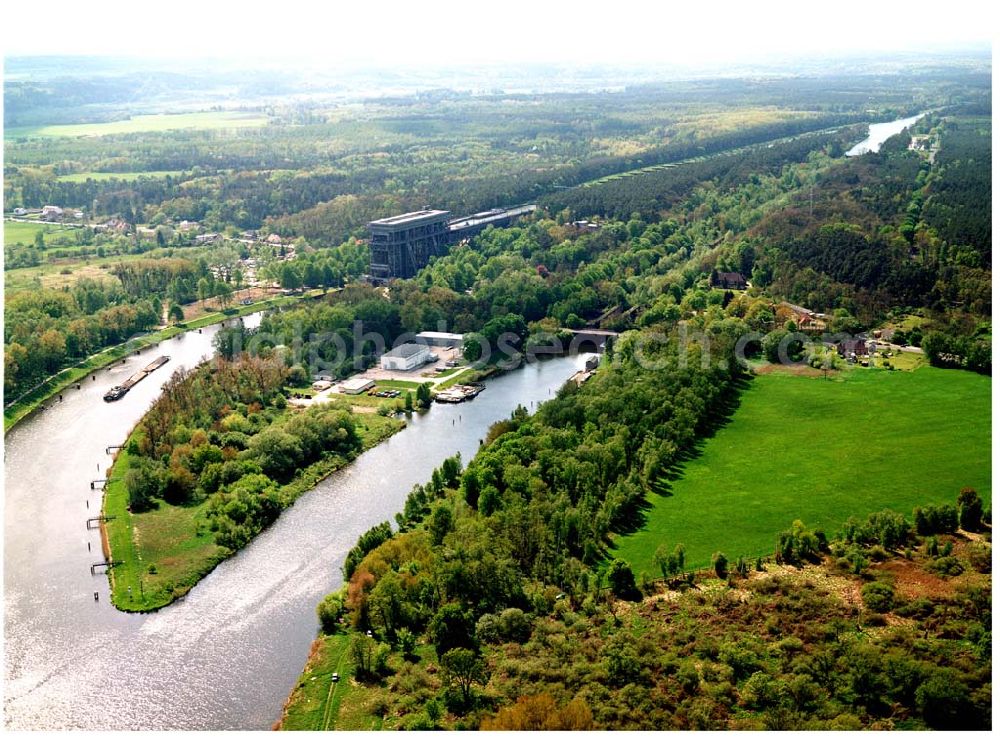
[2,0,991,65]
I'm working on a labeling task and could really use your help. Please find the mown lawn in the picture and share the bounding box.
[613,366,991,576]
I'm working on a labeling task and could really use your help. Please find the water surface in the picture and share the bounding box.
[846,113,924,156]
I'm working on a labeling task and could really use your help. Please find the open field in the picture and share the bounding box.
[613,367,991,575]
[56,170,187,182]
[6,111,269,138]
[4,220,80,246]
[4,256,130,292]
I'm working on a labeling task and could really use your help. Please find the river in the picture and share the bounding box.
[3,316,591,730]
[845,112,924,156]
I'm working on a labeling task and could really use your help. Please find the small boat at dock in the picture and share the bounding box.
[433,383,485,404]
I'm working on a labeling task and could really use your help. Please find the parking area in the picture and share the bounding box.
[362,345,465,384]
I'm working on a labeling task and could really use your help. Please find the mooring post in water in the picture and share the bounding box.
[87,541,91,552]
[94,592,99,601]
[86,500,89,509]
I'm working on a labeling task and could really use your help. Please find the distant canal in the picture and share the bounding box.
[3,322,592,730]
[845,112,925,156]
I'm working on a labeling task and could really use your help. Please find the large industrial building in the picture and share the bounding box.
[380,343,432,371]
[368,204,536,281]
[368,210,452,281]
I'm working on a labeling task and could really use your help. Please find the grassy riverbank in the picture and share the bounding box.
[103,411,405,612]
[3,290,323,433]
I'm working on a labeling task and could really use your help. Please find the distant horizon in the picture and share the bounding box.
[1,0,992,67]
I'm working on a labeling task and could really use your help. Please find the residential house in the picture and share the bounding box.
[711,271,748,290]
[41,205,64,221]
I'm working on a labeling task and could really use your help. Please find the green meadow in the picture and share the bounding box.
[4,220,77,246]
[6,111,268,138]
[614,367,991,575]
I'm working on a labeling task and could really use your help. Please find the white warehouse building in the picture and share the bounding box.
[380,343,432,371]
[415,331,464,348]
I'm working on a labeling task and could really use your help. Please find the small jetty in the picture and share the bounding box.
[434,383,485,404]
[103,355,170,402]
[90,560,123,574]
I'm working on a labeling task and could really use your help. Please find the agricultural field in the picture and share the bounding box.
[5,111,269,138]
[613,366,991,575]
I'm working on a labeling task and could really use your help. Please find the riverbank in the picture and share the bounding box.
[3,289,325,433]
[103,411,405,612]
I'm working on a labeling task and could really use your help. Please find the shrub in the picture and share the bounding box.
[397,627,417,657]
[740,671,783,710]
[124,459,164,512]
[861,581,896,613]
[317,592,345,634]
[927,556,964,578]
[916,669,974,729]
[475,613,501,644]
[776,520,827,564]
[966,543,991,573]
[608,558,642,600]
[498,607,533,643]
[914,504,958,535]
[712,552,729,580]
[958,487,984,531]
[602,638,642,686]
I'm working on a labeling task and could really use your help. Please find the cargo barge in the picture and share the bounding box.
[103,355,170,402]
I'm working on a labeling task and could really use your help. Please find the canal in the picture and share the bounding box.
[845,112,925,156]
[3,317,591,729]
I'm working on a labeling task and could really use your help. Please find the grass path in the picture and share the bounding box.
[613,367,991,575]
